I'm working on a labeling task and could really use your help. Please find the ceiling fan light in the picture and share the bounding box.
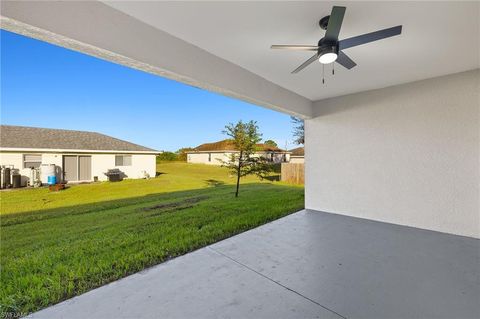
[318,52,338,64]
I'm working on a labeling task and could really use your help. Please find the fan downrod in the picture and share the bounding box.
[319,15,330,30]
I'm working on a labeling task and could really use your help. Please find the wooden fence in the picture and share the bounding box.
[281,163,304,184]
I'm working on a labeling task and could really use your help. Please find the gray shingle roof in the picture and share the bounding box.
[0,125,157,152]
[194,139,287,152]
[289,147,304,156]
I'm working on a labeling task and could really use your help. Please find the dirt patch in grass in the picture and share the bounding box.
[141,195,209,212]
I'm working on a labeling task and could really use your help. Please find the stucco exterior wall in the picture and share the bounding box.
[187,152,231,165]
[0,152,23,169]
[0,152,63,185]
[0,152,156,184]
[187,152,289,166]
[91,154,156,181]
[306,70,479,238]
[0,152,26,185]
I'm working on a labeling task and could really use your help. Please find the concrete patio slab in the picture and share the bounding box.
[29,233,342,319]
[212,210,480,319]
[30,210,479,319]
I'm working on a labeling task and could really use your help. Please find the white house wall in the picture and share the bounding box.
[187,153,231,165]
[0,153,23,170]
[187,152,288,166]
[91,154,156,181]
[306,70,480,238]
[0,152,63,185]
[0,153,26,185]
[0,152,157,184]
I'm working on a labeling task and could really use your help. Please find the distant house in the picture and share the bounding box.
[0,125,159,185]
[187,139,290,165]
[289,147,304,163]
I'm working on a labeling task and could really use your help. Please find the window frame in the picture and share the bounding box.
[115,154,132,166]
[23,154,42,169]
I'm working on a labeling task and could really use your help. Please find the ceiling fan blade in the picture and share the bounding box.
[336,51,357,69]
[339,25,402,50]
[291,54,318,74]
[271,45,319,51]
[324,6,346,42]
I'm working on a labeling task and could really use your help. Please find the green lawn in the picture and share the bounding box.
[0,162,304,317]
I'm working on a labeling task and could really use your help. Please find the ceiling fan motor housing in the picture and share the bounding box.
[317,38,338,57]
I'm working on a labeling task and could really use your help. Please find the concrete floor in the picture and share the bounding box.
[30,210,479,319]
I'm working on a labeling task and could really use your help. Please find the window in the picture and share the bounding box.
[208,153,211,162]
[115,155,132,166]
[24,154,42,168]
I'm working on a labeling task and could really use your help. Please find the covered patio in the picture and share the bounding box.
[31,210,479,318]
[1,1,479,318]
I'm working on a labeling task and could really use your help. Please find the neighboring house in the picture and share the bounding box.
[187,139,290,165]
[0,125,159,185]
[289,147,304,164]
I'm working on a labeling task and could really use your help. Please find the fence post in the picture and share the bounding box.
[281,163,304,184]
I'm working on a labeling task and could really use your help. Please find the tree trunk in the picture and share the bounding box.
[235,151,242,197]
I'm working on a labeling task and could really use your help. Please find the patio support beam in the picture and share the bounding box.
[0,0,313,118]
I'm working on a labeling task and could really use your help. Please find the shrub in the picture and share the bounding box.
[157,152,178,162]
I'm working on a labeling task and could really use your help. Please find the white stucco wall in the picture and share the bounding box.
[187,152,231,165]
[0,153,23,170]
[0,152,63,185]
[0,152,157,184]
[0,152,26,185]
[187,152,288,165]
[91,154,156,181]
[306,69,480,238]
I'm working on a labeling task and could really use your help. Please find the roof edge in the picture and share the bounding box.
[0,147,161,155]
[187,150,291,154]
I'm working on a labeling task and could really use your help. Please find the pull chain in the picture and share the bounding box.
[322,64,325,84]
[332,62,335,75]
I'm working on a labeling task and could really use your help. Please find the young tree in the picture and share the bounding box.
[222,120,272,197]
[291,116,305,145]
[264,139,278,147]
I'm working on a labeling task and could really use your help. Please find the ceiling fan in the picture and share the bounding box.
[271,6,402,74]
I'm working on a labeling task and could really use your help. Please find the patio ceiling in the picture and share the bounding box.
[1,1,479,117]
[104,1,479,101]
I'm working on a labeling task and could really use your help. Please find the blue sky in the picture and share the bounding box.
[0,30,296,152]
